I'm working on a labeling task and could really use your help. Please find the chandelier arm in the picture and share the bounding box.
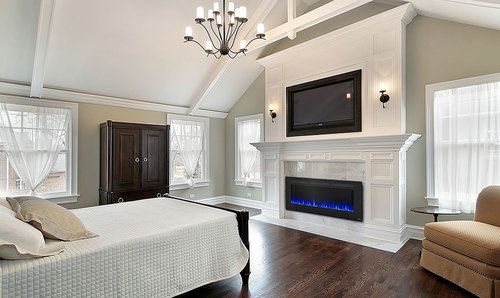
[209,21,223,48]
[245,36,266,48]
[184,39,208,52]
[227,20,240,41]
[227,21,244,51]
[226,24,235,42]
[216,22,225,46]
[199,22,221,49]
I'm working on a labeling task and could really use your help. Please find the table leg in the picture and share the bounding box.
[433,214,438,222]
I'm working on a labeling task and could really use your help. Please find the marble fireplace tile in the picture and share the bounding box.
[284,161,312,177]
[346,162,366,182]
[311,162,346,180]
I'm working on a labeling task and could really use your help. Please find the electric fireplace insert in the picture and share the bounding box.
[285,177,363,222]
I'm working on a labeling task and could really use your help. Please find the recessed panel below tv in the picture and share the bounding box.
[286,70,362,137]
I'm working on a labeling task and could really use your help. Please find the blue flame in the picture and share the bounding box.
[290,196,354,213]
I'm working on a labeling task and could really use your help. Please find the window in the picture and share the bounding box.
[167,114,209,190]
[0,96,78,203]
[426,73,500,213]
[235,114,263,187]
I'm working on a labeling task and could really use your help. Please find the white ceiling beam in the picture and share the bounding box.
[187,0,279,116]
[287,0,297,39]
[30,0,56,98]
[248,0,373,52]
[0,81,227,119]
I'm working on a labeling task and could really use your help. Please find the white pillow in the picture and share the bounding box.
[0,198,11,210]
[0,205,65,260]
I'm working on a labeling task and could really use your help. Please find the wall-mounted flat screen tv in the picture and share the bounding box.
[286,70,362,137]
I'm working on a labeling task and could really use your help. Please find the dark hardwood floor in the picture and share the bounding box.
[179,216,474,298]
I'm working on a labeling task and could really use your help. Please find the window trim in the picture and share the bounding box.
[0,95,79,204]
[425,72,500,206]
[167,114,210,190]
[234,113,264,188]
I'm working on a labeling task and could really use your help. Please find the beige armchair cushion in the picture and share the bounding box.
[475,186,500,227]
[7,196,97,241]
[425,221,500,266]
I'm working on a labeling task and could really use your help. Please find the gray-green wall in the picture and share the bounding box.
[225,72,265,201]
[405,16,500,225]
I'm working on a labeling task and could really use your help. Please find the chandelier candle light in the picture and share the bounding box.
[184,1,266,59]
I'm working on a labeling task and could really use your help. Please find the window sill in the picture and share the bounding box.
[43,194,79,205]
[170,180,211,191]
[234,179,262,188]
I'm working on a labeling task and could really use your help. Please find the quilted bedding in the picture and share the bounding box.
[0,198,249,298]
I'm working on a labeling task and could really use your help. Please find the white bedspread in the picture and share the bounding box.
[0,198,249,298]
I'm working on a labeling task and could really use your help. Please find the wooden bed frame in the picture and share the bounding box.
[165,194,251,284]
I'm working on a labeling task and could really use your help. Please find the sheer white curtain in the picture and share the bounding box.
[238,119,261,185]
[433,81,500,213]
[0,103,70,196]
[171,119,204,188]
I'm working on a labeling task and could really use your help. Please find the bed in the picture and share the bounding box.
[0,196,250,298]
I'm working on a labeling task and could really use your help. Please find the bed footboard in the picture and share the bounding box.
[164,194,251,285]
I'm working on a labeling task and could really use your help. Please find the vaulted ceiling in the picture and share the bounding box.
[0,0,499,118]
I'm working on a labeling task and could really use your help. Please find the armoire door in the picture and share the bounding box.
[113,128,141,191]
[141,129,166,188]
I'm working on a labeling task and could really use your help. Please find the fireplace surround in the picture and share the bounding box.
[285,177,363,221]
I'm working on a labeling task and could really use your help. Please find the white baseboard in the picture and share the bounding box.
[406,224,424,240]
[192,196,263,209]
[196,196,227,205]
[224,196,263,209]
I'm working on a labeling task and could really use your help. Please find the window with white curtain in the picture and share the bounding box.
[0,97,78,203]
[426,74,500,213]
[167,114,210,190]
[235,114,263,187]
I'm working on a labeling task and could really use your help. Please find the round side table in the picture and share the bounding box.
[411,206,461,222]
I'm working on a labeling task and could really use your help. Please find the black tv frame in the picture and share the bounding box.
[286,69,362,137]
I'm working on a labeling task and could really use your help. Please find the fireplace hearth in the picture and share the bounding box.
[285,177,363,221]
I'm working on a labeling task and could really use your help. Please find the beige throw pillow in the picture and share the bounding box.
[7,196,97,241]
[0,205,65,260]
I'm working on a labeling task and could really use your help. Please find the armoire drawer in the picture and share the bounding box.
[110,188,167,204]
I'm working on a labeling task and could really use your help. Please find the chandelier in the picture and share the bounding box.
[184,1,266,59]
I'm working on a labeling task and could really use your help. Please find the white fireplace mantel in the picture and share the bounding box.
[253,133,421,153]
[252,133,421,252]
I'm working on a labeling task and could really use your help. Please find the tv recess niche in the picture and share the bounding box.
[286,69,362,137]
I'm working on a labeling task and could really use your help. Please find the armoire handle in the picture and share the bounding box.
[134,157,140,163]
[144,157,148,162]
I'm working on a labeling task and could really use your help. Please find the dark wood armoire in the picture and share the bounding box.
[99,121,169,205]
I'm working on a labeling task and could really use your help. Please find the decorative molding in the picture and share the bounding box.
[252,134,421,153]
[0,81,228,119]
[0,82,31,97]
[405,224,424,240]
[30,0,56,98]
[252,0,375,53]
[257,3,417,66]
[225,196,264,209]
[193,196,227,205]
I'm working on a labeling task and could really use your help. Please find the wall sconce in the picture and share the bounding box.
[379,82,390,108]
[269,104,277,123]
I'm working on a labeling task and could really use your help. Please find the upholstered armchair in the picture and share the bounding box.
[420,186,500,298]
